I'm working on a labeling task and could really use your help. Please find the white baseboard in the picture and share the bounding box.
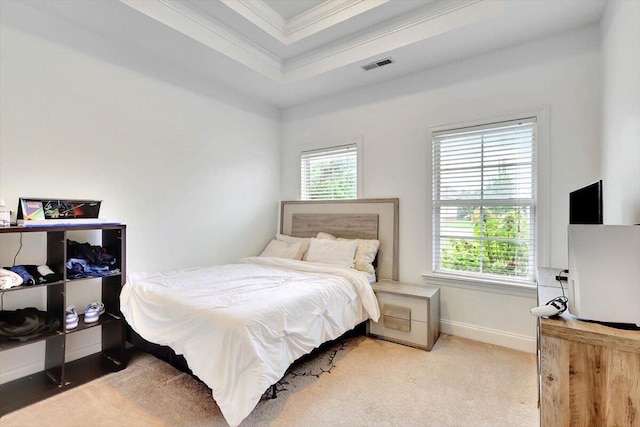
[440,319,536,353]
[66,342,102,362]
[0,360,43,384]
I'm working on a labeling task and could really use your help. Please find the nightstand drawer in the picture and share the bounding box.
[382,304,411,331]
[369,318,429,348]
[376,293,429,323]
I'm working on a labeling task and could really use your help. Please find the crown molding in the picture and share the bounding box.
[283,0,504,81]
[285,0,484,71]
[288,0,372,33]
[221,0,389,45]
[120,0,284,80]
[219,0,286,43]
[286,0,388,40]
[120,0,504,84]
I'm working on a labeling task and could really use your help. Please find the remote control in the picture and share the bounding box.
[531,296,567,317]
[530,304,562,317]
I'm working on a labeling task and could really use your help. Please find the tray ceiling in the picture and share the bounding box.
[121,0,504,82]
[2,0,608,108]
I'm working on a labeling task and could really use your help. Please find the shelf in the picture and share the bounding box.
[0,369,62,415]
[63,352,125,388]
[66,312,121,335]
[0,224,123,234]
[0,352,126,416]
[0,280,65,293]
[0,328,63,351]
[0,224,127,416]
[66,272,122,284]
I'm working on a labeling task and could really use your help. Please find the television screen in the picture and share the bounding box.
[569,180,603,224]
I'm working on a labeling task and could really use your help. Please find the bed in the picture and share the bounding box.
[120,198,399,426]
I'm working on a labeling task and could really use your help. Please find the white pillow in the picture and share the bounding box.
[276,234,311,260]
[306,238,357,268]
[259,239,303,260]
[316,232,336,240]
[316,232,380,274]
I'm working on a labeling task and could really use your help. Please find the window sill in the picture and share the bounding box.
[421,272,537,298]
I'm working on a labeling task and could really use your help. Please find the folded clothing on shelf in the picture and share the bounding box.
[67,240,116,266]
[6,266,34,286]
[34,265,61,283]
[66,240,118,279]
[66,258,119,279]
[0,307,61,341]
[0,265,61,287]
[0,268,23,290]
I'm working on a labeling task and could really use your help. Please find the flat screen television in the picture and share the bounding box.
[569,180,603,224]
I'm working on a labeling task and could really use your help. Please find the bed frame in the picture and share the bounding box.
[127,198,399,393]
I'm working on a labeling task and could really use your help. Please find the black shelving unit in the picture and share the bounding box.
[0,224,127,416]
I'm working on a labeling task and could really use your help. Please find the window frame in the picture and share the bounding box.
[425,108,549,294]
[298,137,363,200]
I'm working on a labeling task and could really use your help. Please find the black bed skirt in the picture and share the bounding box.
[126,326,193,375]
[126,321,367,379]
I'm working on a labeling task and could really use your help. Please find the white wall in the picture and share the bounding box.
[0,7,281,273]
[282,26,603,352]
[600,0,640,225]
[0,4,280,382]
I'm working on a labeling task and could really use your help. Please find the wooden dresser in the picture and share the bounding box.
[538,286,640,426]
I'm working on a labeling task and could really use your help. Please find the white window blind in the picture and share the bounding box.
[301,144,358,200]
[432,117,536,282]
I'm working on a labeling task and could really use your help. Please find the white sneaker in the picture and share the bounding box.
[84,301,105,323]
[65,305,79,330]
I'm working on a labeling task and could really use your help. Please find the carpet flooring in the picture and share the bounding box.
[1,334,538,426]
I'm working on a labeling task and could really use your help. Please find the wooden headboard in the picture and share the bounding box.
[280,198,399,281]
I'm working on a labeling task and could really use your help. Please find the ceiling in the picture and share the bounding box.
[5,0,608,108]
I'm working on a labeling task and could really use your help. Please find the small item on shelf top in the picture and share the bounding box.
[15,198,119,227]
[0,199,10,228]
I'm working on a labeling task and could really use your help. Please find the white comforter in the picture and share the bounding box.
[120,257,380,426]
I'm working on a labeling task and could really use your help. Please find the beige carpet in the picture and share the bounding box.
[1,334,538,427]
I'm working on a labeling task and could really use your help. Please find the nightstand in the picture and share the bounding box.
[367,279,440,351]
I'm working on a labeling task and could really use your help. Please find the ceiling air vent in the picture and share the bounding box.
[361,57,395,71]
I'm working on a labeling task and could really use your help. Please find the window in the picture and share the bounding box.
[300,144,358,200]
[432,117,536,283]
